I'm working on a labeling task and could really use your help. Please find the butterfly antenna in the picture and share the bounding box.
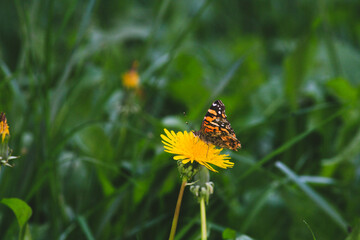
[183,111,193,131]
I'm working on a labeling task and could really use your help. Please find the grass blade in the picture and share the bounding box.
[210,57,244,100]
[77,216,95,240]
[239,108,345,180]
[275,161,348,232]
[303,220,317,240]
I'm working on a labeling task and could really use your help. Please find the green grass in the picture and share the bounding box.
[1,0,360,239]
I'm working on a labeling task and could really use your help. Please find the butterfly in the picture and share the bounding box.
[195,100,241,151]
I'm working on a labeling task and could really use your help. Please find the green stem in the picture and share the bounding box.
[169,179,187,240]
[200,197,207,240]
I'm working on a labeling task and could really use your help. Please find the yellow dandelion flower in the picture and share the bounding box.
[161,128,234,172]
[0,112,10,142]
[122,61,140,89]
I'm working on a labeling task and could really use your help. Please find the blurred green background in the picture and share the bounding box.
[1,0,360,239]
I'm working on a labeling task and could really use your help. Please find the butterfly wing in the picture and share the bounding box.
[199,100,241,150]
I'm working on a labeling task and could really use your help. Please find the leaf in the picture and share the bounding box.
[346,219,360,240]
[326,78,358,104]
[222,228,254,240]
[1,198,32,230]
[222,228,237,239]
[77,216,95,240]
[98,171,115,196]
[24,224,32,240]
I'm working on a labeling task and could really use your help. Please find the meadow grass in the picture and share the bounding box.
[1,0,360,239]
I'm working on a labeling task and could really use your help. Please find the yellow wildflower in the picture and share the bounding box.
[161,129,234,172]
[0,112,9,142]
[122,61,140,89]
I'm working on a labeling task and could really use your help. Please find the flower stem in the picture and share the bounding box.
[169,179,187,240]
[200,196,207,240]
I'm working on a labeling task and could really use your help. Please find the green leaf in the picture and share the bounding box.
[98,171,115,196]
[24,224,32,240]
[222,228,237,239]
[346,219,360,240]
[77,216,95,240]
[1,198,32,230]
[326,78,358,104]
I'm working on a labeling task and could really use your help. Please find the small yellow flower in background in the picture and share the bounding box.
[0,112,10,142]
[122,61,140,89]
[161,129,234,173]
[0,112,18,167]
